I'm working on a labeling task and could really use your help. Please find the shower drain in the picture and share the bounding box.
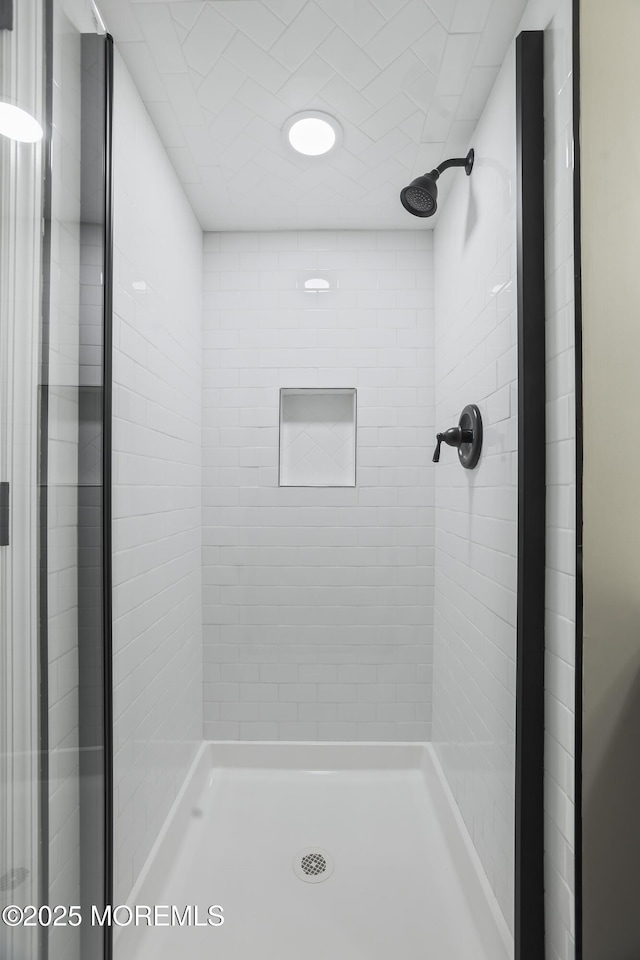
[293,848,334,884]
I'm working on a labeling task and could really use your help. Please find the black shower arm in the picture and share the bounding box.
[435,157,465,175]
[426,149,475,181]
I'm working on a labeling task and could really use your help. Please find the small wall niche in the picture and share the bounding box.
[279,388,357,487]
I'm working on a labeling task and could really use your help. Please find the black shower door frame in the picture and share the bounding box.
[514,28,546,960]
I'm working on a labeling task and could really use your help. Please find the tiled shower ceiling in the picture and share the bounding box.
[102,0,527,230]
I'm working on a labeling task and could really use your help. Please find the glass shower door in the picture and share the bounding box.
[0,1,45,958]
[1,2,111,958]
[43,2,111,958]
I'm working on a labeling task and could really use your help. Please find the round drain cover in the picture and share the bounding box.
[293,848,334,884]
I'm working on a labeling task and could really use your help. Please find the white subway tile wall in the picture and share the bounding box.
[202,230,435,741]
[540,0,576,955]
[111,53,203,905]
[433,46,518,931]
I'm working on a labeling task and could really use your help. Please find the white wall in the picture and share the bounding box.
[111,51,203,904]
[580,1,640,956]
[432,0,576,946]
[201,230,434,741]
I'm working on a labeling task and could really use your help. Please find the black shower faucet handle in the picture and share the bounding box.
[432,405,483,470]
[432,426,472,462]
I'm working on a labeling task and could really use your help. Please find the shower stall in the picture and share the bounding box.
[0,0,577,959]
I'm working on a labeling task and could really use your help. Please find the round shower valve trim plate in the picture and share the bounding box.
[457,404,482,469]
[432,403,483,469]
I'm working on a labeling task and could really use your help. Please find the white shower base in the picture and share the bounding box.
[118,743,512,960]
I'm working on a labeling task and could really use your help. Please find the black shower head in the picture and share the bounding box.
[400,149,474,218]
[400,172,439,218]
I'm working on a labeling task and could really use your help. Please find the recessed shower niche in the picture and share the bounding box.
[279,388,357,487]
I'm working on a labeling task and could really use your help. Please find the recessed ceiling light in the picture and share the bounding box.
[284,111,342,157]
[0,102,43,143]
[299,270,336,292]
[304,277,331,292]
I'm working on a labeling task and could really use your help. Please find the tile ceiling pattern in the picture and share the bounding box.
[102,0,527,230]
